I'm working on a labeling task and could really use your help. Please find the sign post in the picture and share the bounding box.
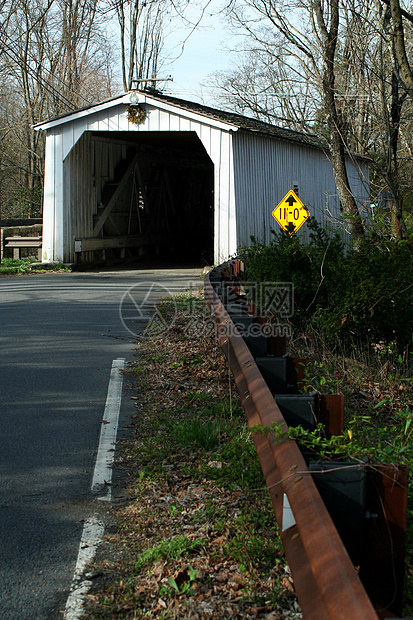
[272,190,310,235]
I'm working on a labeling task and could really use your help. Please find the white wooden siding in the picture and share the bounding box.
[42,132,56,261]
[43,127,65,262]
[43,99,237,262]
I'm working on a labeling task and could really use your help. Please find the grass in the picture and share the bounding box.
[84,292,297,619]
[136,391,266,492]
[85,288,412,617]
[133,537,207,571]
[172,414,224,450]
[0,257,71,275]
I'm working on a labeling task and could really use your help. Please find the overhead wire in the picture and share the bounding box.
[0,39,77,111]
[0,26,139,137]
[0,23,97,113]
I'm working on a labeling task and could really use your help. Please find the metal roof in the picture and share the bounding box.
[33,89,327,150]
[148,91,327,150]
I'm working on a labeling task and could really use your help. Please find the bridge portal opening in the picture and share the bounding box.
[72,131,214,265]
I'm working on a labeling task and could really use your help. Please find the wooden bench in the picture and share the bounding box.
[5,236,43,261]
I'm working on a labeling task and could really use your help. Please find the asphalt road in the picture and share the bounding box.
[0,265,202,619]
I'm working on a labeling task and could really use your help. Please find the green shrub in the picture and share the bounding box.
[238,219,413,351]
[239,219,345,322]
[314,237,413,348]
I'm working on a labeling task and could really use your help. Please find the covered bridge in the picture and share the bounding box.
[34,91,369,264]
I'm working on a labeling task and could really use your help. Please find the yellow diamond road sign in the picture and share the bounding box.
[272,190,310,234]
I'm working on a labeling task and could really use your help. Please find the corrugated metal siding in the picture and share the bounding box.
[232,132,369,248]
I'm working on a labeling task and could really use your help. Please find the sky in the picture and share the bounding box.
[157,1,237,106]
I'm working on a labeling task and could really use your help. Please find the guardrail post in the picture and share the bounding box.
[205,262,409,619]
[363,465,408,617]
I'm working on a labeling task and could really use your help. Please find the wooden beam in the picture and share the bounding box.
[76,234,172,252]
[107,214,122,235]
[93,152,141,236]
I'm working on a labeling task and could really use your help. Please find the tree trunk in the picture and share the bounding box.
[329,125,365,244]
[315,0,364,247]
[388,69,408,239]
[389,0,413,93]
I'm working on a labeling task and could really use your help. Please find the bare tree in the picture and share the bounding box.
[224,0,365,245]
[375,3,408,238]
[334,0,411,239]
[315,0,366,244]
[0,0,54,215]
[115,0,168,92]
[0,0,116,217]
[113,0,206,92]
[210,43,319,131]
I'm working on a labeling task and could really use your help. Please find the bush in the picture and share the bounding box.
[315,237,413,349]
[239,219,345,322]
[238,219,413,351]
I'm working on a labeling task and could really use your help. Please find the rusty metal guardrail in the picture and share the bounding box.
[204,260,408,620]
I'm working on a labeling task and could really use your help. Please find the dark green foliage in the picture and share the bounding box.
[240,219,345,323]
[314,237,413,348]
[238,219,413,351]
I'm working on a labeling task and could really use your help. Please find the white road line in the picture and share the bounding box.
[64,357,126,619]
[64,516,105,620]
[91,357,125,501]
